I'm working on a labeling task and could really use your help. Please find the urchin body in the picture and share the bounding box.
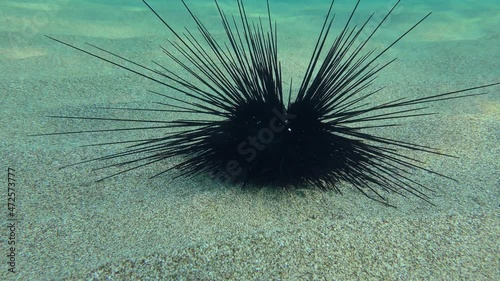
[42,0,500,205]
[205,99,367,189]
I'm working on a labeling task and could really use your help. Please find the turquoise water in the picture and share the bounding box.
[2,0,498,41]
[1,0,499,280]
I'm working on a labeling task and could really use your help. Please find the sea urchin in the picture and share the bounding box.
[42,0,499,205]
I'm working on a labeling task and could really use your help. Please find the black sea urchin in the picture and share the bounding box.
[42,0,499,205]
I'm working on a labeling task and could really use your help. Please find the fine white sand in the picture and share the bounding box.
[0,0,499,280]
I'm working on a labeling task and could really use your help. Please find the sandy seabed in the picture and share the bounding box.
[1,0,499,280]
